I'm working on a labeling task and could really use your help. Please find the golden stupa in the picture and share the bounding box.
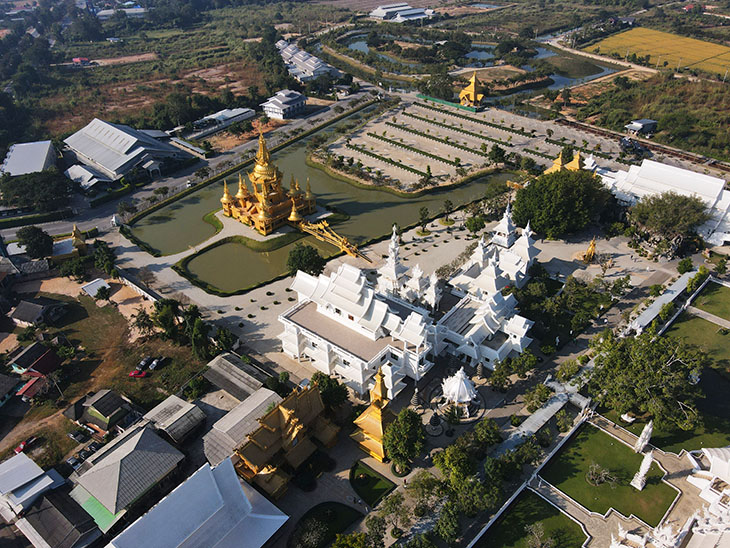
[544,150,584,174]
[459,71,485,107]
[221,133,315,235]
[350,367,396,462]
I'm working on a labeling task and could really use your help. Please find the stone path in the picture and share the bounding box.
[686,306,730,329]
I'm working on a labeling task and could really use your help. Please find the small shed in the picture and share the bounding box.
[143,395,206,444]
[80,278,110,299]
[625,119,657,135]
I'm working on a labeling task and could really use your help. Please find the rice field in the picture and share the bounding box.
[587,28,730,76]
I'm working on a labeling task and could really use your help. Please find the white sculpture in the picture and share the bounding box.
[617,523,627,540]
[441,367,478,417]
[631,450,654,490]
[634,420,653,453]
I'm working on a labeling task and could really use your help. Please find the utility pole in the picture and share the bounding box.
[655,55,661,69]
[677,57,682,71]
[724,68,728,83]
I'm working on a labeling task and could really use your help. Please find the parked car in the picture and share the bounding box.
[13,437,37,454]
[66,455,82,471]
[88,441,103,453]
[129,370,149,378]
[78,448,93,460]
[149,357,164,371]
[67,430,89,443]
[136,356,153,371]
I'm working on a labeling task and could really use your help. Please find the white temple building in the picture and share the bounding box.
[687,446,730,513]
[584,156,730,246]
[279,209,536,399]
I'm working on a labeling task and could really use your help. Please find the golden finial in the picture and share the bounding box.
[288,199,302,222]
[221,180,232,204]
[255,132,270,165]
[236,173,248,200]
[304,178,314,200]
[289,175,297,196]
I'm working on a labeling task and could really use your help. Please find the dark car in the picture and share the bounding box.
[78,448,93,460]
[66,455,82,470]
[136,356,153,371]
[88,441,103,453]
[67,430,89,443]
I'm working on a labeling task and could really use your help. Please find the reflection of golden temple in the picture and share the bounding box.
[221,133,316,235]
[544,151,584,174]
[350,367,396,462]
[222,133,370,262]
[582,236,596,263]
[299,219,372,263]
[459,71,485,107]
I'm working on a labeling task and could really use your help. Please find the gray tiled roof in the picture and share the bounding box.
[20,489,101,548]
[203,353,267,402]
[0,373,18,398]
[77,425,183,514]
[143,395,206,443]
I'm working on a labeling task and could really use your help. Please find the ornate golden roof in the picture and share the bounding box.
[252,132,277,181]
[304,178,314,200]
[235,173,249,200]
[221,180,232,204]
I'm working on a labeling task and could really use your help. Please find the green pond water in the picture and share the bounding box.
[129,109,512,292]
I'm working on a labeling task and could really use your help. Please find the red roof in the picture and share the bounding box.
[16,377,46,398]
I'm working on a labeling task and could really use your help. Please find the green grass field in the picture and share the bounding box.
[476,490,586,548]
[349,461,396,508]
[540,425,676,526]
[666,312,730,372]
[693,281,730,321]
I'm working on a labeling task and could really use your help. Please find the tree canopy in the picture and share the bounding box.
[17,225,53,258]
[311,372,348,410]
[630,191,709,242]
[587,327,707,430]
[0,168,71,212]
[383,408,426,472]
[512,170,615,238]
[287,243,326,276]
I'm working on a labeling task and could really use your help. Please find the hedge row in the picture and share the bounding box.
[0,208,73,229]
[346,143,428,177]
[384,121,489,159]
[415,101,533,137]
[401,111,512,147]
[523,148,554,159]
[545,137,613,160]
[366,132,457,166]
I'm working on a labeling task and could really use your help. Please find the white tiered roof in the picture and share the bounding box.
[442,367,477,404]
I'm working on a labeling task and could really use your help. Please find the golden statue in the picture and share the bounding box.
[459,71,485,107]
[582,237,596,263]
[221,132,316,235]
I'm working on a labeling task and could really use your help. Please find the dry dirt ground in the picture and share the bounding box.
[207,119,289,152]
[435,3,513,16]
[93,52,159,66]
[314,0,432,10]
[41,61,264,136]
[459,64,527,83]
[0,29,11,39]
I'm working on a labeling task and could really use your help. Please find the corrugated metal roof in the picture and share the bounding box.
[0,141,54,176]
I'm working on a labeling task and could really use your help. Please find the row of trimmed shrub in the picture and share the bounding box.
[346,143,429,177]
[366,132,457,166]
[401,111,512,147]
[414,101,533,137]
[545,137,613,160]
[523,148,554,159]
[384,121,489,159]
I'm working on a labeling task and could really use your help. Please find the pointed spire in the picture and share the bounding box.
[235,173,249,200]
[221,180,232,204]
[524,220,533,238]
[255,131,270,165]
[288,199,302,222]
[304,178,314,200]
[371,367,388,404]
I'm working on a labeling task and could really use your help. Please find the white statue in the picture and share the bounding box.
[630,450,653,490]
[634,420,653,453]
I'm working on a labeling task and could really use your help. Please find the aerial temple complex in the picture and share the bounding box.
[459,71,485,107]
[221,132,316,236]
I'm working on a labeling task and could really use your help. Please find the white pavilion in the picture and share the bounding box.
[441,367,478,416]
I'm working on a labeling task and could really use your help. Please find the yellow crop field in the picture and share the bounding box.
[586,28,730,76]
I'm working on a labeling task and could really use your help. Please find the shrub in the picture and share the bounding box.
[510,414,524,427]
[556,360,580,383]
[677,257,693,274]
[555,409,572,432]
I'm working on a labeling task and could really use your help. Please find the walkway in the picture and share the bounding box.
[686,305,730,329]
[527,480,644,548]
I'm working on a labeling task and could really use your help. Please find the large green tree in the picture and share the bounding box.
[383,408,426,473]
[587,328,707,430]
[512,170,615,238]
[0,168,71,212]
[311,372,348,410]
[630,191,709,243]
[17,225,53,258]
[287,243,326,276]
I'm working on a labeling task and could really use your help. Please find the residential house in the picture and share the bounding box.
[143,395,206,444]
[203,388,282,466]
[64,118,188,181]
[10,299,67,328]
[260,90,306,120]
[234,385,339,499]
[9,342,62,377]
[15,489,101,548]
[106,458,288,548]
[63,390,132,437]
[69,424,184,533]
[0,453,64,522]
[0,141,56,176]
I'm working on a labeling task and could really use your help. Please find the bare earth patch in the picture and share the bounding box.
[93,52,159,66]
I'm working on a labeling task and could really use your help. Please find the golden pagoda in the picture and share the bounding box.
[459,71,485,107]
[350,368,397,462]
[221,132,315,235]
[544,151,584,174]
[70,224,86,254]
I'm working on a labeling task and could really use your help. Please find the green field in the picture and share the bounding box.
[587,28,730,76]
[666,312,730,372]
[693,281,730,321]
[476,490,586,548]
[349,461,396,508]
[541,425,676,526]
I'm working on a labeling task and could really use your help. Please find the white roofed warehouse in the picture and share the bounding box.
[1,141,56,176]
[64,118,189,181]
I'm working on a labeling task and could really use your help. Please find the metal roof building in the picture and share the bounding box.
[64,119,187,181]
[203,353,269,402]
[1,141,56,176]
[260,90,306,120]
[107,458,288,548]
[143,395,206,444]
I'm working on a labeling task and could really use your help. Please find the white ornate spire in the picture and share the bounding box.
[630,450,653,490]
[634,420,653,453]
[492,203,516,248]
[377,224,407,295]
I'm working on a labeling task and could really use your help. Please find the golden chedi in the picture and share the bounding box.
[221,132,315,235]
[350,367,396,462]
[459,71,485,107]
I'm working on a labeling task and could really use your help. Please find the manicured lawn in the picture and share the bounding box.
[693,281,730,322]
[540,425,676,526]
[601,368,730,454]
[349,461,396,507]
[288,502,363,548]
[665,312,730,372]
[476,490,586,548]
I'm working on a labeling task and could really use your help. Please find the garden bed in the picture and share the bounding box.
[349,461,396,508]
[287,502,363,548]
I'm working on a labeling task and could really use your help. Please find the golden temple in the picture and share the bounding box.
[459,71,485,107]
[221,132,316,235]
[544,150,584,174]
[350,368,396,462]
